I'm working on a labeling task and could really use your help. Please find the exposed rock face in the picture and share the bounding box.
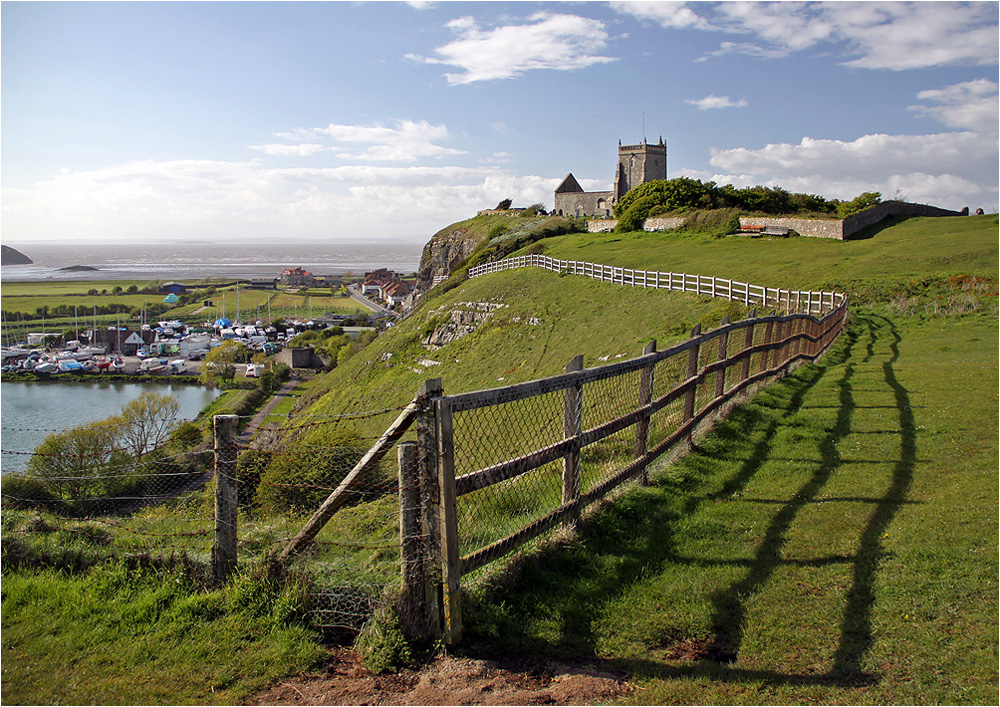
[416,224,484,293]
[1,245,32,265]
[422,302,509,349]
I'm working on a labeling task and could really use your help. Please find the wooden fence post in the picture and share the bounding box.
[563,354,584,528]
[435,396,461,645]
[415,378,442,637]
[761,320,774,374]
[771,319,785,371]
[683,325,702,426]
[397,441,426,638]
[212,415,238,583]
[634,340,656,484]
[741,310,756,384]
[715,316,731,400]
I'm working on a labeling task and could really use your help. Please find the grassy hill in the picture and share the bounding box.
[2,213,996,704]
[289,212,998,702]
[298,214,996,421]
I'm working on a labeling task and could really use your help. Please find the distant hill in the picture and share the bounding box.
[1,245,32,265]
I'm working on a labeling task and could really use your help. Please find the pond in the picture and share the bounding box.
[1,381,222,473]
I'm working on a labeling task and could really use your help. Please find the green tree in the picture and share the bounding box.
[24,419,127,500]
[200,341,243,386]
[118,392,180,462]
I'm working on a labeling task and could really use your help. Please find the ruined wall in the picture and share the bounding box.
[842,200,963,238]
[738,216,844,239]
[583,200,966,239]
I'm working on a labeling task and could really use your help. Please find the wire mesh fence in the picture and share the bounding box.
[431,301,848,641]
[3,260,848,645]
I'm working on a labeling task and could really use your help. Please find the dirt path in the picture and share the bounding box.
[239,378,299,444]
[249,649,632,706]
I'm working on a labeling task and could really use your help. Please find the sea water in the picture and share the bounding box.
[1,240,425,282]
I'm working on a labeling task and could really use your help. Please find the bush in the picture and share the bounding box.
[253,432,371,516]
[837,191,882,218]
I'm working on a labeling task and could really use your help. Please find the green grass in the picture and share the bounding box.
[2,214,996,703]
[459,311,998,703]
[535,214,997,291]
[0,561,324,705]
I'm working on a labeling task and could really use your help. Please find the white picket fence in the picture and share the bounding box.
[468,254,845,315]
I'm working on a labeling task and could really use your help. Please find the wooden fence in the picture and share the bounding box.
[273,260,849,644]
[468,254,845,314]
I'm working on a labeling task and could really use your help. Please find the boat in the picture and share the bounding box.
[111,358,125,371]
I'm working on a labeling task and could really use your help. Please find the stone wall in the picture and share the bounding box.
[587,219,618,232]
[584,200,966,240]
[738,216,844,239]
[643,216,687,232]
[842,200,963,238]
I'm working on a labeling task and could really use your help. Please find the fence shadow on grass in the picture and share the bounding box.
[461,313,917,691]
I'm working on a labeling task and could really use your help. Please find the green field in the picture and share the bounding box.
[2,213,997,704]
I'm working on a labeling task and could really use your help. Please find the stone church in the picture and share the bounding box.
[554,137,667,218]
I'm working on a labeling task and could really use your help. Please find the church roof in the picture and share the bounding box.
[555,173,584,193]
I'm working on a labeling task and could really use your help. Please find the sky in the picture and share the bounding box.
[2,0,998,245]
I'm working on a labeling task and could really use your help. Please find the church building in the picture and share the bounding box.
[554,137,667,218]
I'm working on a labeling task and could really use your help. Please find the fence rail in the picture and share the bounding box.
[469,254,844,314]
[422,298,847,642]
[3,256,849,646]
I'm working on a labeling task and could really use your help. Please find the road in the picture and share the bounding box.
[346,284,397,317]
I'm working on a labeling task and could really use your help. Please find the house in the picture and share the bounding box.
[280,267,314,287]
[92,328,156,355]
[380,280,413,307]
[362,268,400,297]
[160,282,188,294]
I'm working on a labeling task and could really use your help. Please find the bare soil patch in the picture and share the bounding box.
[249,649,632,705]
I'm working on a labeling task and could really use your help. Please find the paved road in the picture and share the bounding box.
[346,284,396,317]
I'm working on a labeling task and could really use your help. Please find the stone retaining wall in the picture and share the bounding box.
[584,200,965,240]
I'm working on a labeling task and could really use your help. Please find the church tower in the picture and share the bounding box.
[614,136,667,200]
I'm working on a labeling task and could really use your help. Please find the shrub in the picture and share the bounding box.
[253,432,371,516]
[837,191,882,218]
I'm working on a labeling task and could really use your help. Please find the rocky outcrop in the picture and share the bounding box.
[416,224,485,293]
[1,245,32,265]
[422,302,509,349]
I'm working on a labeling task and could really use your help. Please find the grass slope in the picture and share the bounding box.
[299,268,746,427]
[534,214,996,292]
[461,311,997,703]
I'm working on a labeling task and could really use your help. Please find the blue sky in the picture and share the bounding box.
[2,1,997,244]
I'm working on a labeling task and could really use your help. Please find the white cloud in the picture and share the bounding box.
[694,41,788,62]
[409,12,616,84]
[608,1,713,30]
[705,130,998,211]
[0,159,562,242]
[615,1,999,71]
[910,79,1000,133]
[685,94,748,110]
[826,1,999,71]
[266,119,466,162]
[249,143,327,157]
